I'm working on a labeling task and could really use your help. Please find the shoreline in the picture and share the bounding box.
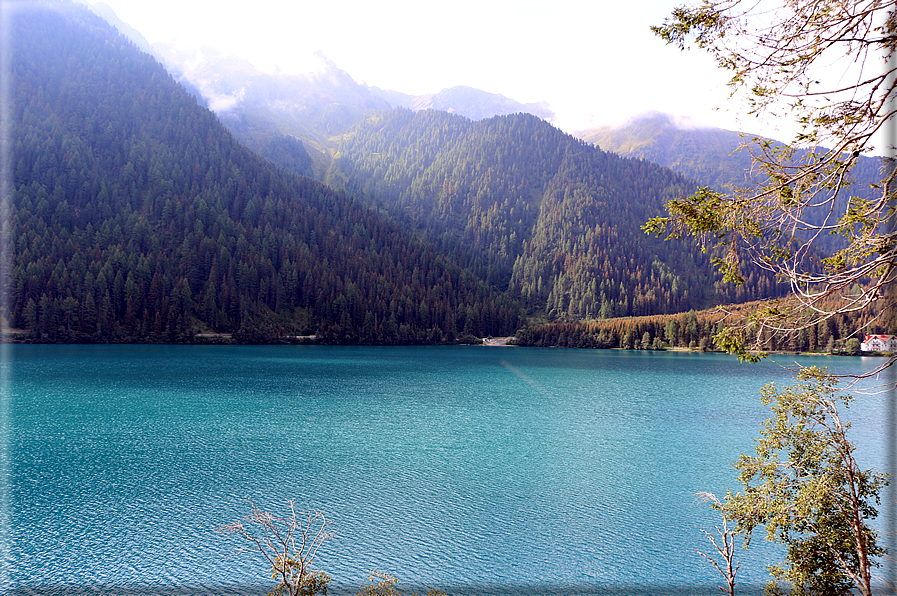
[2,329,892,358]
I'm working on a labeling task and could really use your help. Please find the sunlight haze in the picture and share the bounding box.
[85,0,781,138]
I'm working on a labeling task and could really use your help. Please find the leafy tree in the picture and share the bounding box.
[358,571,403,596]
[721,367,888,596]
[357,571,446,596]
[218,501,334,596]
[646,1,897,359]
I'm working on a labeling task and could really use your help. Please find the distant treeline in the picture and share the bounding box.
[515,299,893,353]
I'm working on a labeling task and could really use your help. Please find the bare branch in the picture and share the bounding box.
[217,500,334,596]
[695,492,740,596]
[651,0,897,381]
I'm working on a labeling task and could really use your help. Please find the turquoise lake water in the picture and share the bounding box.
[2,345,892,594]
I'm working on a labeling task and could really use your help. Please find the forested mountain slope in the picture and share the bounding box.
[578,112,884,258]
[9,1,522,343]
[334,109,785,319]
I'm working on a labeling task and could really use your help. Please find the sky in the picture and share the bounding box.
[85,0,794,139]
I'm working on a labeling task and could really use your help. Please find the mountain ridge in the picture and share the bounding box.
[333,108,786,319]
[86,2,558,179]
[9,0,522,343]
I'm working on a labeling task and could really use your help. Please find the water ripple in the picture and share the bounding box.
[7,346,889,592]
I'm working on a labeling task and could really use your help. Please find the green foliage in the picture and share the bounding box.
[722,367,889,596]
[713,327,767,363]
[271,569,330,596]
[357,571,446,596]
[643,187,726,242]
[515,308,722,350]
[650,1,897,351]
[515,298,882,353]
[358,572,402,596]
[843,338,861,357]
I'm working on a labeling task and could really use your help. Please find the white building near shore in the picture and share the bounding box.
[860,334,897,352]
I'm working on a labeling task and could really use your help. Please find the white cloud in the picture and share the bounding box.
[207,91,244,113]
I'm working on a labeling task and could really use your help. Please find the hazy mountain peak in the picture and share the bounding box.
[616,111,714,131]
[574,111,755,189]
[374,85,555,123]
[88,1,553,143]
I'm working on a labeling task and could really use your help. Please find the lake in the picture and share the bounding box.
[2,345,892,595]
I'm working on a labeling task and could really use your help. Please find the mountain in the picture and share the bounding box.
[373,85,555,122]
[578,111,883,196]
[9,0,522,343]
[88,1,154,54]
[578,112,884,254]
[10,1,794,347]
[332,109,786,320]
[148,49,389,179]
[576,112,755,190]
[155,54,557,182]
[87,0,557,182]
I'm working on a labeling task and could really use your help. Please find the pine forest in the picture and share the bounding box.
[5,1,888,350]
